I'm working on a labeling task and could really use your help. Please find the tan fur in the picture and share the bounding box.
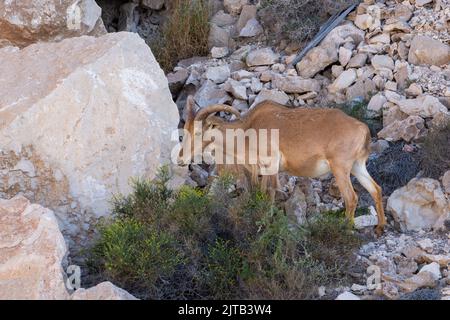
[179,97,386,235]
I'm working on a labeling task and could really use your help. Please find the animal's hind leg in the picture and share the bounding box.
[351,159,386,236]
[330,161,358,225]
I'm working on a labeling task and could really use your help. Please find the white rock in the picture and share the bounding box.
[387,178,450,232]
[329,69,357,92]
[355,14,374,30]
[71,282,138,300]
[397,95,448,118]
[232,70,254,81]
[239,18,263,38]
[211,47,230,58]
[339,46,352,67]
[0,196,69,299]
[336,291,360,300]
[415,0,433,7]
[419,262,441,281]
[0,0,106,48]
[205,65,231,84]
[0,33,182,246]
[272,75,321,94]
[224,79,248,100]
[246,48,280,67]
[251,89,290,108]
[354,214,378,229]
[377,116,425,142]
[408,35,450,66]
[372,55,395,71]
[367,93,387,117]
[417,239,434,253]
[224,0,247,15]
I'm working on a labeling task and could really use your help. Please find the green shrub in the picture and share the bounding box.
[90,218,182,296]
[152,0,210,72]
[419,121,450,179]
[204,239,242,299]
[301,212,362,275]
[87,169,363,299]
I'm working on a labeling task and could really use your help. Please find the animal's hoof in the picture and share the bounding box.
[374,225,385,237]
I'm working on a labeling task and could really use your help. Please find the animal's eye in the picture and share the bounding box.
[195,132,202,136]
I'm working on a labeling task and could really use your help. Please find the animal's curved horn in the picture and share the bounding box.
[185,95,196,122]
[194,104,241,122]
[205,114,227,126]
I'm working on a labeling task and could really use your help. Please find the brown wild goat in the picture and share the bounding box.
[178,96,386,235]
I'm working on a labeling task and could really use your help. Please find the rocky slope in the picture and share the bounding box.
[163,0,450,300]
[0,0,448,300]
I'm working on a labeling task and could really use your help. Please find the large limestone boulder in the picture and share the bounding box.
[0,32,182,247]
[0,0,106,48]
[296,23,365,78]
[0,195,137,300]
[387,178,450,232]
[408,35,450,67]
[0,195,69,299]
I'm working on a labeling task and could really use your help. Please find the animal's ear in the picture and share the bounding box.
[185,95,196,122]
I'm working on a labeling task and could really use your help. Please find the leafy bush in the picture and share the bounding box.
[89,218,182,296]
[152,0,210,72]
[419,121,450,179]
[259,0,358,43]
[87,167,363,299]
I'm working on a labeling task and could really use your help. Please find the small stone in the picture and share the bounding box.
[377,115,425,142]
[415,0,433,7]
[336,291,360,300]
[354,214,378,229]
[239,18,263,38]
[355,14,374,30]
[251,89,290,108]
[205,65,231,84]
[224,0,247,15]
[351,284,367,294]
[272,75,321,94]
[370,139,389,154]
[419,262,441,281]
[347,53,367,68]
[329,69,357,92]
[372,55,394,71]
[332,65,344,78]
[246,48,279,67]
[399,271,438,293]
[231,70,253,81]
[339,47,352,67]
[417,239,434,253]
[367,93,387,117]
[405,83,423,97]
[384,81,397,91]
[224,79,248,100]
[211,47,230,58]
